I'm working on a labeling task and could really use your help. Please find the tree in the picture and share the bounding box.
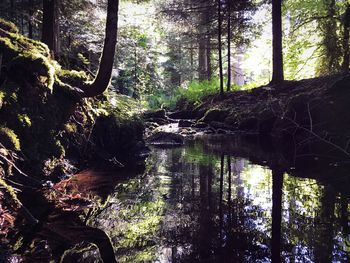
[271,0,284,84]
[81,0,119,98]
[342,3,350,73]
[28,0,34,38]
[226,0,232,91]
[42,0,58,56]
[217,0,224,96]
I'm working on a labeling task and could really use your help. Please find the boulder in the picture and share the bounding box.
[178,119,194,128]
[238,118,258,131]
[192,122,209,129]
[168,110,194,119]
[143,109,166,120]
[199,109,229,123]
[209,121,234,131]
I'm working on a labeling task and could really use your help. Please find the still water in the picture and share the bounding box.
[91,136,350,263]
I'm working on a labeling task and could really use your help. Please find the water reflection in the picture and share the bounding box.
[91,140,350,262]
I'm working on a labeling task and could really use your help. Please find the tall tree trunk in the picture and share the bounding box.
[320,0,340,74]
[342,4,350,73]
[198,11,208,81]
[271,0,284,84]
[28,0,33,38]
[217,0,224,96]
[227,0,232,91]
[82,0,119,98]
[206,35,212,80]
[10,0,15,20]
[42,0,57,56]
[21,0,24,34]
[190,40,194,80]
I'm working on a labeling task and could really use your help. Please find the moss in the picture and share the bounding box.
[199,108,229,123]
[0,18,19,34]
[0,178,19,205]
[0,91,5,109]
[64,123,77,133]
[56,69,89,87]
[0,27,55,92]
[9,51,55,91]
[54,139,65,158]
[18,114,32,127]
[0,127,20,151]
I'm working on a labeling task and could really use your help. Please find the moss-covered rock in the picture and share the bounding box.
[199,108,229,123]
[0,18,19,34]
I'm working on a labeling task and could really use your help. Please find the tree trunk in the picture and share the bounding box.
[28,0,33,38]
[217,0,224,96]
[271,0,284,84]
[198,11,208,81]
[320,0,340,74]
[82,0,119,98]
[42,0,57,56]
[342,4,350,73]
[190,40,194,80]
[206,35,212,80]
[227,0,232,91]
[10,0,15,21]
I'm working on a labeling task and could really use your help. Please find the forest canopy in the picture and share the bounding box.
[1,0,348,108]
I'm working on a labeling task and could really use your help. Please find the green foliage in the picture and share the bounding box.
[146,78,252,110]
[0,127,20,151]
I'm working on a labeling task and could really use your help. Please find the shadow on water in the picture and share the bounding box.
[89,135,350,263]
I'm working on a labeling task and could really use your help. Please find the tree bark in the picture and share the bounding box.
[190,40,194,80]
[217,0,224,96]
[198,11,208,81]
[271,0,284,84]
[206,35,212,80]
[28,0,33,38]
[10,0,15,20]
[227,0,232,91]
[342,4,350,73]
[82,0,119,98]
[42,0,57,56]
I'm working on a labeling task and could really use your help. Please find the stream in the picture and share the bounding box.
[87,134,350,263]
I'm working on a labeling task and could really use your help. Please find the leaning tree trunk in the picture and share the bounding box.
[82,0,119,98]
[217,0,224,96]
[42,0,57,56]
[271,0,284,84]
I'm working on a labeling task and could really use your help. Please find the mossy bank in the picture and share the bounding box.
[0,19,146,261]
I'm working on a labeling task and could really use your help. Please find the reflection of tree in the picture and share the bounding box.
[314,185,336,263]
[199,162,212,260]
[90,143,350,262]
[271,168,283,263]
